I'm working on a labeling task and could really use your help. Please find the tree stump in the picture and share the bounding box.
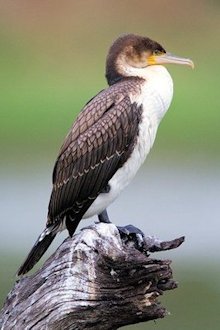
[0,223,184,330]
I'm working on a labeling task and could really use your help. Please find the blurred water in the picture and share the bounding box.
[0,159,219,265]
[0,160,220,329]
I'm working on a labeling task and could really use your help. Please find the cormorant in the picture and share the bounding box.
[18,34,193,275]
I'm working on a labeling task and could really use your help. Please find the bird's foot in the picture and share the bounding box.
[117,224,146,252]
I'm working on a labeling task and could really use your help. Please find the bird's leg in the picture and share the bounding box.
[98,185,111,223]
[117,225,145,251]
[98,209,111,223]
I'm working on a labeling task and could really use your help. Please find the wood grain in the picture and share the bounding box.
[0,223,184,329]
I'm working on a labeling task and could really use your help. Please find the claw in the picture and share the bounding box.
[117,225,145,251]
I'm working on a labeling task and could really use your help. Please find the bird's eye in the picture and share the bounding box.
[154,50,163,55]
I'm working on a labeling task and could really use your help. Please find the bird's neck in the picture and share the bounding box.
[105,56,125,85]
[132,65,174,123]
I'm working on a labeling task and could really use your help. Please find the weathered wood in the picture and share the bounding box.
[0,223,184,330]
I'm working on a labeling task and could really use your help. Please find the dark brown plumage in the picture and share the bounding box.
[18,77,143,275]
[48,78,143,235]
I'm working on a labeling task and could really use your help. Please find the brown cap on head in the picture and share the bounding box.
[107,34,166,60]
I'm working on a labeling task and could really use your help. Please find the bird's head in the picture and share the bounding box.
[106,34,194,85]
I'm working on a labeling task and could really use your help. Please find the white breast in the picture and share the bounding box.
[83,66,173,219]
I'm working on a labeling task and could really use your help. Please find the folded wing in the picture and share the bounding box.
[47,85,142,234]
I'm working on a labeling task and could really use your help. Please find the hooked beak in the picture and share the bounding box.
[148,52,194,68]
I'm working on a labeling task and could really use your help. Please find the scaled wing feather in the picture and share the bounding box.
[48,82,142,226]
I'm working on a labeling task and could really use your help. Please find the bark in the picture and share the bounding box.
[0,223,184,330]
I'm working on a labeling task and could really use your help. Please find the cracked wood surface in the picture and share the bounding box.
[0,223,184,330]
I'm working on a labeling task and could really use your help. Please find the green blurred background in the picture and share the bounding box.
[0,0,219,329]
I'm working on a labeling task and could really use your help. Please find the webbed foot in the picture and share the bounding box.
[117,224,145,251]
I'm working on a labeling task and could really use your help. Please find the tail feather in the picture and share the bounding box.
[17,229,56,276]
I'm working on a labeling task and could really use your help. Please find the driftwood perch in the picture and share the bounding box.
[0,223,184,329]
